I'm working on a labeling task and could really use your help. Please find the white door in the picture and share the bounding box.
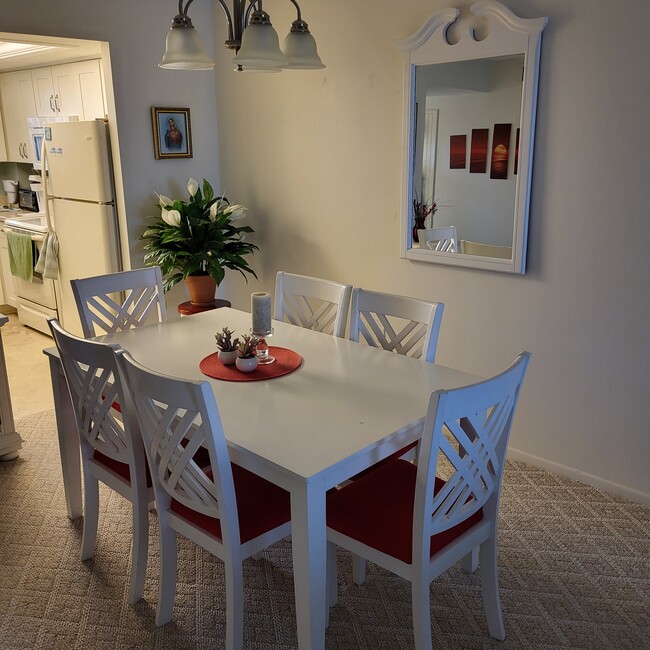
[52,200,120,337]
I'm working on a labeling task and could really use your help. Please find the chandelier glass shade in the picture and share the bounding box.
[159,0,324,71]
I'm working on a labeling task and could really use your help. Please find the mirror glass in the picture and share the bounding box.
[414,56,523,251]
[399,3,547,273]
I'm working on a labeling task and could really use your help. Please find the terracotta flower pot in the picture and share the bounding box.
[185,274,217,307]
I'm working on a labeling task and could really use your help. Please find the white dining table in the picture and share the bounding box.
[45,307,481,649]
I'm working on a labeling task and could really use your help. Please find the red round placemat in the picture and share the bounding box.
[199,346,303,382]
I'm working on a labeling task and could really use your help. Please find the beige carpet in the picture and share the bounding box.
[0,410,648,649]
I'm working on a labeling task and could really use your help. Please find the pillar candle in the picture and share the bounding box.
[251,292,272,333]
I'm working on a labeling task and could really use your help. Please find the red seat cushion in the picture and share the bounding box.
[93,450,153,487]
[171,464,291,544]
[326,459,483,564]
[349,441,418,481]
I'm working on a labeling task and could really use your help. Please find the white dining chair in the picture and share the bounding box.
[274,271,352,338]
[115,349,292,648]
[71,266,167,338]
[349,288,444,363]
[460,240,512,259]
[347,288,445,581]
[417,226,459,253]
[326,352,531,649]
[47,318,152,605]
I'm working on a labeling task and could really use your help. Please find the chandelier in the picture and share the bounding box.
[159,0,324,71]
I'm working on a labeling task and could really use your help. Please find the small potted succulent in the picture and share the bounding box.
[215,327,239,366]
[235,333,260,373]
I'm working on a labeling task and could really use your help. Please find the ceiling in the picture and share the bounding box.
[0,33,103,72]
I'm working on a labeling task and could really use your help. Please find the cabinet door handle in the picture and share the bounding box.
[49,95,55,112]
[19,143,24,158]
[54,94,60,112]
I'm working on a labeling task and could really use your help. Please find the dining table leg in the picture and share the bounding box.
[290,480,327,650]
[47,353,82,520]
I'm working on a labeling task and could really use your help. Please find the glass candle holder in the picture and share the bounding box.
[251,327,275,364]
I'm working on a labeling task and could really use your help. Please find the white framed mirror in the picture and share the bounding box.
[399,2,547,273]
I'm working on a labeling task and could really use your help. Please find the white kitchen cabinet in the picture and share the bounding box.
[32,66,57,117]
[0,231,17,309]
[31,60,105,120]
[0,70,37,162]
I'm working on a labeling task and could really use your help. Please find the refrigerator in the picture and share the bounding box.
[45,120,122,337]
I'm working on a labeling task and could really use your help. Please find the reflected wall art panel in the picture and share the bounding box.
[490,123,512,180]
[450,134,467,169]
[470,128,489,173]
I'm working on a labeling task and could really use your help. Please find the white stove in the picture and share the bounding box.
[4,213,48,234]
[2,212,56,335]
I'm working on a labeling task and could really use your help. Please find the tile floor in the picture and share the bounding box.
[1,312,54,420]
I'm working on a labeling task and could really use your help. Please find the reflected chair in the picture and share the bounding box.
[47,318,152,605]
[417,226,459,253]
[274,271,352,338]
[326,352,531,649]
[115,349,292,648]
[460,240,512,260]
[71,266,167,338]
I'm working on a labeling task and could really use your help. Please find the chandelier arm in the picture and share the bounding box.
[213,0,236,43]
[181,0,195,15]
[244,0,260,26]
[287,0,302,21]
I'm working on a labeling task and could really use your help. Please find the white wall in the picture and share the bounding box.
[7,0,650,502]
[215,0,650,503]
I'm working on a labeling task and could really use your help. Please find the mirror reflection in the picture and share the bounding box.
[412,55,524,260]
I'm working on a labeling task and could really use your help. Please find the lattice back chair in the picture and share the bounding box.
[47,318,151,605]
[326,352,531,649]
[274,271,352,338]
[417,226,459,253]
[71,266,167,338]
[115,350,292,647]
[349,288,444,363]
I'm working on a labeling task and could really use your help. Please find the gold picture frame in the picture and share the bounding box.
[151,107,193,159]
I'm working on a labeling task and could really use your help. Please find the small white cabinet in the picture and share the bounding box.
[31,60,105,121]
[0,313,21,461]
[0,70,37,162]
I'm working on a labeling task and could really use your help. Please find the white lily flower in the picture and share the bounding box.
[209,198,229,221]
[224,204,248,220]
[156,193,173,208]
[162,209,182,227]
[187,178,199,197]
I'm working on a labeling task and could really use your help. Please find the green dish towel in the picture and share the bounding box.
[7,231,34,282]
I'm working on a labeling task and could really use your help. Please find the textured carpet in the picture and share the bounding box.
[0,410,648,649]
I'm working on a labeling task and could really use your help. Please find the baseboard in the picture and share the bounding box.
[507,447,650,506]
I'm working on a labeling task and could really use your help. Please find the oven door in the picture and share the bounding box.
[3,227,57,310]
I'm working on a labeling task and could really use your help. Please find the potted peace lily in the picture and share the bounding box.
[141,178,258,305]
